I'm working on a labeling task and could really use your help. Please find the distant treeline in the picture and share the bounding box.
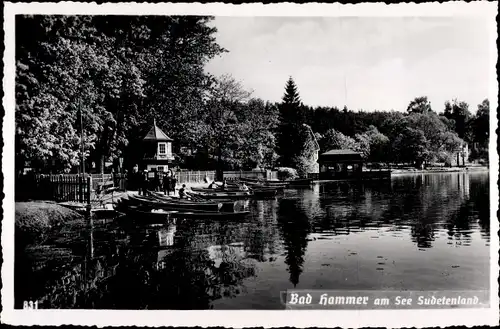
[15,16,490,176]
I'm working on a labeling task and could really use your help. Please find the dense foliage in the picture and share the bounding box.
[303,97,489,167]
[16,16,490,174]
[16,15,225,172]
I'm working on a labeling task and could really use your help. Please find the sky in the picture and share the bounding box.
[206,16,491,113]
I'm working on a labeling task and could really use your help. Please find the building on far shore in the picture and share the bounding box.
[317,149,391,181]
[318,149,363,180]
[141,119,175,173]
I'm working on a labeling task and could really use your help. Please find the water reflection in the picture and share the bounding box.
[158,223,176,248]
[277,198,311,287]
[15,172,490,309]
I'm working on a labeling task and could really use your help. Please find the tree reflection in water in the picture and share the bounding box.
[277,198,311,287]
[314,181,392,235]
[305,173,488,250]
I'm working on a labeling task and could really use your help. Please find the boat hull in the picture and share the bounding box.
[239,177,290,187]
[128,194,222,211]
[151,192,236,211]
[187,190,252,200]
[120,202,249,221]
[122,206,178,224]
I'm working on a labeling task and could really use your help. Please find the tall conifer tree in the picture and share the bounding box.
[277,77,307,167]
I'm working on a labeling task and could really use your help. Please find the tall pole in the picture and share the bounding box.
[80,108,85,175]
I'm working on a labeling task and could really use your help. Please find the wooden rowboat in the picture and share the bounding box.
[187,190,252,200]
[150,191,237,212]
[123,204,249,221]
[238,177,290,187]
[127,194,222,211]
[191,186,279,193]
[124,206,179,223]
[239,177,313,187]
[191,187,242,193]
[171,209,251,220]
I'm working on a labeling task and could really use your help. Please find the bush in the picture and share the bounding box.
[292,155,318,178]
[276,167,298,180]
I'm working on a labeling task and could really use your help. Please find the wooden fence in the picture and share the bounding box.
[16,174,92,204]
[175,171,216,184]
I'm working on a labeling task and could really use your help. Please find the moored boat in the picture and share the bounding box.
[127,194,222,211]
[187,190,252,200]
[239,177,290,187]
[181,192,237,212]
[191,186,279,193]
[122,206,179,223]
[191,187,242,193]
[120,202,249,221]
[239,177,313,187]
[150,191,237,212]
[170,209,251,220]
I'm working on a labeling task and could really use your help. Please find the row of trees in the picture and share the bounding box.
[276,78,490,169]
[16,16,490,175]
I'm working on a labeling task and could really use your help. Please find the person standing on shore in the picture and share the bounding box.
[163,171,172,196]
[139,169,149,196]
[153,169,162,192]
[170,170,177,196]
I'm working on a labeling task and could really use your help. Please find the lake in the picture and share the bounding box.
[15,172,490,309]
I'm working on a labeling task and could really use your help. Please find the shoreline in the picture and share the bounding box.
[389,166,489,175]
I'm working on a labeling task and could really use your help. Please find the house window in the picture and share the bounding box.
[158,143,166,155]
[157,166,164,172]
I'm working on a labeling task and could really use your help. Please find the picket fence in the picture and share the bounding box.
[16,174,92,204]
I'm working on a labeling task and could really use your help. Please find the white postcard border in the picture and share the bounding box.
[2,2,498,328]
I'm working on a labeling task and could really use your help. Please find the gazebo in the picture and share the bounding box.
[141,119,175,173]
[318,149,363,180]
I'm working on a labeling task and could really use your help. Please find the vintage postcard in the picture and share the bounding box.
[2,2,498,327]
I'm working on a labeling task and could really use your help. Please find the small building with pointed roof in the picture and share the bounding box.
[141,119,175,173]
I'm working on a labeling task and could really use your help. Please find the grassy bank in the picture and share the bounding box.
[15,201,85,248]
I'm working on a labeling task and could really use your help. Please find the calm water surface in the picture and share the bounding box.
[15,172,490,309]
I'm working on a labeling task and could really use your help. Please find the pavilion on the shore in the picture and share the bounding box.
[318,149,364,180]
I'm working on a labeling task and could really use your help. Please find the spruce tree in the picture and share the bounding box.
[277,76,307,167]
[282,77,301,106]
